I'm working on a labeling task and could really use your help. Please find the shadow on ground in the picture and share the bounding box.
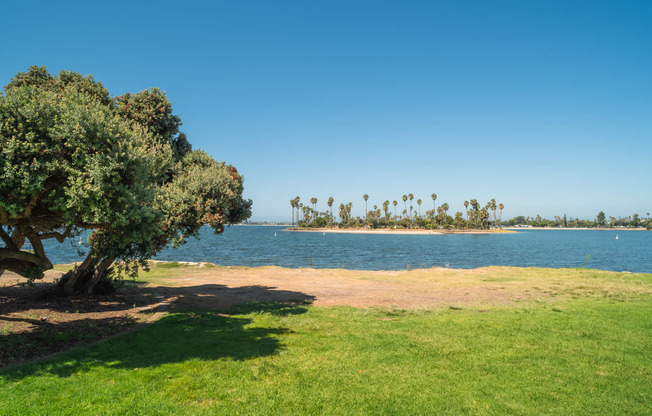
[1,301,312,380]
[1,277,315,376]
[156,283,317,311]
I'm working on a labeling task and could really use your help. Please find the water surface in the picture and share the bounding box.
[43,226,652,273]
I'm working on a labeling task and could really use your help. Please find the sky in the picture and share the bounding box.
[2,0,651,222]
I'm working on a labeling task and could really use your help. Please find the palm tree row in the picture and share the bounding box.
[290,194,504,230]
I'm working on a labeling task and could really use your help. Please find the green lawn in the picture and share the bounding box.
[1,270,651,415]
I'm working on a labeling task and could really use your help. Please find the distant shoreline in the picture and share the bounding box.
[285,227,517,235]
[505,227,648,231]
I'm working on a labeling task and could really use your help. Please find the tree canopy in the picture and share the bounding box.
[0,66,251,293]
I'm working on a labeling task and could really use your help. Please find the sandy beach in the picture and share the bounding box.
[504,227,647,231]
[285,227,516,235]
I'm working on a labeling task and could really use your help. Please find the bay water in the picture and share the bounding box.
[43,226,652,273]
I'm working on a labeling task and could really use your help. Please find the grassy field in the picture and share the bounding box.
[1,266,651,415]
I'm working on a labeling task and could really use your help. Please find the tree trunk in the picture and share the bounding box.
[63,254,98,294]
[83,257,115,294]
[0,228,26,277]
[62,253,117,295]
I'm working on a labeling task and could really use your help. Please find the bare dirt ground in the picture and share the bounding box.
[156,265,538,310]
[1,264,541,368]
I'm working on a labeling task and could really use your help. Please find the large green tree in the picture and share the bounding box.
[0,66,251,293]
[597,211,606,227]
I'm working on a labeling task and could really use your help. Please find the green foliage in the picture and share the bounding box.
[115,88,190,160]
[0,66,251,286]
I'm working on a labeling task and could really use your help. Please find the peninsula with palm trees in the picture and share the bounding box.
[287,195,508,234]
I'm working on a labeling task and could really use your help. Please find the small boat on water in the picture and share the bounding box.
[616,235,619,240]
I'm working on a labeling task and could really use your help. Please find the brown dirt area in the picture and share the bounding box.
[154,265,539,310]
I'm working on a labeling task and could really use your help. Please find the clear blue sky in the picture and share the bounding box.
[3,0,651,221]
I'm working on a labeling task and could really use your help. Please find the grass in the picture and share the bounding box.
[1,267,651,415]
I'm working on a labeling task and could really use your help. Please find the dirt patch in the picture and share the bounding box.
[149,266,539,310]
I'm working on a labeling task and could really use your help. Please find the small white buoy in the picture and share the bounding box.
[616,235,619,240]
[323,232,325,235]
[274,232,277,237]
[79,236,82,244]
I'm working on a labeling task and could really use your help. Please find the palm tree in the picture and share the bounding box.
[393,200,398,219]
[327,197,334,226]
[363,194,369,226]
[293,196,301,225]
[408,194,414,220]
[490,198,497,228]
[346,202,353,225]
[402,195,407,219]
[290,199,295,226]
[464,200,469,223]
[431,193,437,220]
[417,199,422,218]
[441,203,449,226]
[498,203,504,228]
[479,208,490,229]
[382,200,390,222]
[310,197,318,224]
[470,199,479,229]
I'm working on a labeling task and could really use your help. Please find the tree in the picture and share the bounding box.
[441,203,449,226]
[392,200,398,219]
[293,197,301,225]
[382,200,390,222]
[464,200,469,223]
[290,199,295,225]
[310,197,318,223]
[408,193,414,221]
[498,203,504,228]
[596,211,606,227]
[431,193,437,220]
[327,197,334,225]
[417,199,422,218]
[0,66,251,293]
[402,195,407,219]
[363,194,369,227]
[470,199,480,228]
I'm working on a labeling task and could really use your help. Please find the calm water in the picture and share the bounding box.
[43,226,652,273]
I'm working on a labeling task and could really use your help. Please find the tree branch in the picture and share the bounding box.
[0,247,52,269]
[0,227,17,250]
[14,192,42,220]
[38,225,74,243]
[18,225,48,262]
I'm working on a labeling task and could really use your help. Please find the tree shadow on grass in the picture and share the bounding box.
[1,278,316,377]
[1,301,310,381]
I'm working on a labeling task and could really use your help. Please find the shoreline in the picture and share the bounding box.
[285,227,517,235]
[505,227,648,231]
